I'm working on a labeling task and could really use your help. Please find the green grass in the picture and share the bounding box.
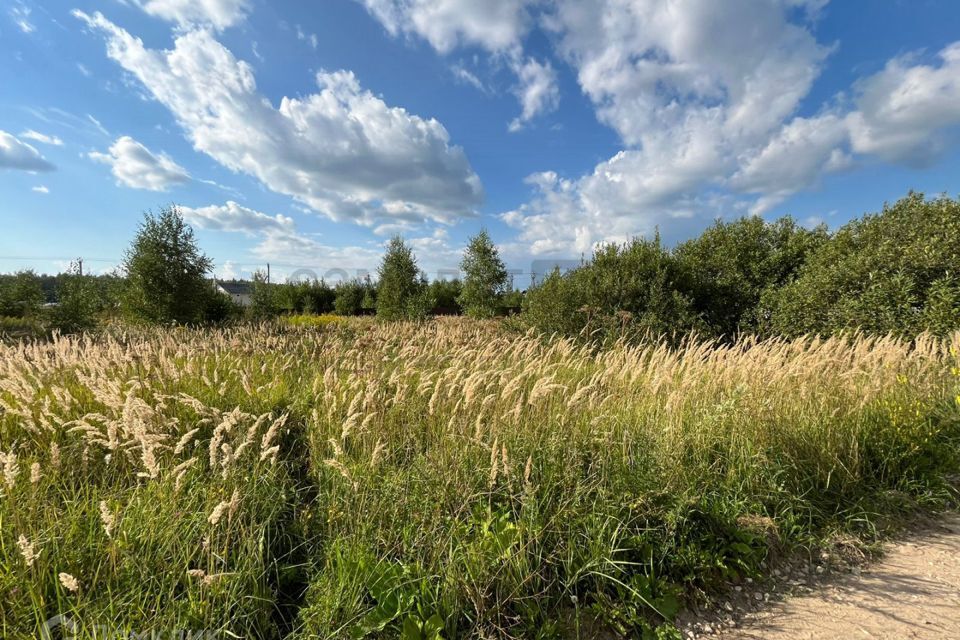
[1,319,958,639]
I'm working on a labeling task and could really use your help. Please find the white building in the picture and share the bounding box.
[215,280,253,307]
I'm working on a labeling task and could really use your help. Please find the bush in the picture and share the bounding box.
[429,279,462,315]
[675,216,827,337]
[248,271,278,319]
[0,270,44,318]
[276,280,336,315]
[334,278,376,316]
[767,192,960,337]
[523,236,702,341]
[49,274,103,333]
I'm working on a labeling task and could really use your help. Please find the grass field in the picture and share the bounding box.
[1,319,959,638]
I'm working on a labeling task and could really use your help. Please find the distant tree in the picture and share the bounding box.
[334,279,368,316]
[429,278,462,314]
[376,237,431,321]
[675,216,828,337]
[0,270,44,318]
[50,267,103,333]
[458,230,508,318]
[121,206,213,324]
[249,270,278,319]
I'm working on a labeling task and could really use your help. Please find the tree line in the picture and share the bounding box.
[1,191,957,339]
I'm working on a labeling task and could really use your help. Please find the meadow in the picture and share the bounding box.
[1,319,959,638]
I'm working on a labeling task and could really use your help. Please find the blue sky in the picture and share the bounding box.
[2,0,959,286]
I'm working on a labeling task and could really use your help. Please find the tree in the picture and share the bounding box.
[249,270,278,319]
[0,270,44,317]
[121,206,214,324]
[334,279,370,316]
[522,235,702,341]
[675,216,828,337]
[429,278,463,314]
[767,192,960,337]
[50,267,103,333]
[458,230,508,318]
[376,237,431,321]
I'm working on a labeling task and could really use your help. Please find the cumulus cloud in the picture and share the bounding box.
[89,136,190,191]
[508,57,560,131]
[846,42,960,164]
[502,1,960,255]
[20,130,64,146]
[357,0,532,53]
[0,130,56,171]
[181,201,294,236]
[130,0,250,31]
[76,10,483,227]
[357,0,557,127]
[32,185,50,194]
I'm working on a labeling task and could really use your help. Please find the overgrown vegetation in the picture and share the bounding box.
[1,320,958,638]
[523,193,960,342]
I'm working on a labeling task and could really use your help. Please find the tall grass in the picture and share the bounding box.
[1,320,958,638]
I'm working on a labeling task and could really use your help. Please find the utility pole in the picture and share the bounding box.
[77,257,83,276]
[266,263,271,284]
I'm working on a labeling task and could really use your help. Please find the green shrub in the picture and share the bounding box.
[675,216,827,337]
[50,274,104,333]
[523,236,702,341]
[767,192,960,337]
[0,270,44,318]
[334,278,376,316]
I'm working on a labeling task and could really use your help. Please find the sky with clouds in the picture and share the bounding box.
[2,0,959,284]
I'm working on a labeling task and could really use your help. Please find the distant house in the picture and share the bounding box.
[215,280,253,307]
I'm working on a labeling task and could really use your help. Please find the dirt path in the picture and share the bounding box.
[715,513,960,639]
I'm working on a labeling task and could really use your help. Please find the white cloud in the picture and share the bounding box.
[0,130,56,171]
[20,130,64,146]
[296,25,318,49]
[130,0,251,31]
[76,11,483,227]
[503,1,960,255]
[846,42,960,164]
[508,57,560,131]
[451,64,486,91]
[181,201,294,236]
[9,1,34,33]
[89,135,190,191]
[358,0,532,54]
[32,185,50,194]
[358,1,557,127]
[730,113,852,214]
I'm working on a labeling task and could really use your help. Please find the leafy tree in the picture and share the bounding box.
[0,270,44,318]
[249,271,278,319]
[334,279,371,316]
[50,271,103,333]
[767,192,960,336]
[429,278,462,314]
[458,230,508,318]
[121,206,214,324]
[675,216,828,337]
[376,237,431,321]
[523,235,702,341]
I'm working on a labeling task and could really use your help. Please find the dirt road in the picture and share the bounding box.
[719,513,960,639]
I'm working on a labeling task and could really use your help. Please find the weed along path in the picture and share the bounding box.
[712,513,960,640]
